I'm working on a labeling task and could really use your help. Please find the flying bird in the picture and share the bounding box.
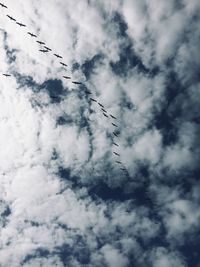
[113,132,119,137]
[113,142,119,147]
[98,103,104,108]
[90,98,97,102]
[7,15,16,21]
[103,113,108,118]
[37,41,45,45]
[0,2,7,8]
[54,54,62,59]
[113,152,120,156]
[85,90,92,95]
[110,114,117,120]
[101,108,107,113]
[63,76,71,79]
[16,22,26,27]
[60,62,68,67]
[72,81,82,85]
[112,123,118,127]
[120,168,127,172]
[39,49,49,53]
[3,73,11,77]
[28,32,37,37]
[116,161,122,164]
[43,46,52,51]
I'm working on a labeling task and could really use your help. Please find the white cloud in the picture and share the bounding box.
[164,199,200,239]
[101,244,129,267]
[151,247,187,267]
[163,121,199,172]
[133,129,162,165]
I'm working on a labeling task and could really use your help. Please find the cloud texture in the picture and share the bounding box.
[0,0,200,266]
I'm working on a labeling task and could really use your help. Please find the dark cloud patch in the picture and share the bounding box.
[14,73,67,106]
[56,243,71,265]
[122,97,137,111]
[58,167,71,181]
[112,12,128,38]
[29,221,40,227]
[178,231,200,267]
[57,167,81,190]
[88,167,153,207]
[81,54,104,80]
[1,30,18,64]
[56,115,73,126]
[21,248,50,265]
[154,71,187,146]
[72,62,80,72]
[0,201,11,227]
[43,79,65,103]
[148,65,160,78]
[14,72,40,91]
[55,236,91,265]
[89,182,131,201]
[125,100,134,110]
[147,224,168,248]
[165,71,187,111]
[51,148,59,161]
[1,205,11,217]
[174,171,200,201]
[154,108,177,147]
[192,116,200,124]
[78,112,90,129]
[5,46,18,64]
[73,239,91,265]
[110,43,149,77]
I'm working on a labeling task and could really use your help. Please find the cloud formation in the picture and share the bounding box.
[0,0,199,266]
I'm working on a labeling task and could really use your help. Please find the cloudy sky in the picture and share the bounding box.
[0,0,200,266]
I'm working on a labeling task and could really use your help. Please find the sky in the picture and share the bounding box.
[0,0,200,266]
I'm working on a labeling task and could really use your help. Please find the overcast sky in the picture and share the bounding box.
[0,0,200,266]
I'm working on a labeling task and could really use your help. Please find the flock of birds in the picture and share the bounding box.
[1,2,129,175]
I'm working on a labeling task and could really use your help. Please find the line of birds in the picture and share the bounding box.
[1,1,128,175]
